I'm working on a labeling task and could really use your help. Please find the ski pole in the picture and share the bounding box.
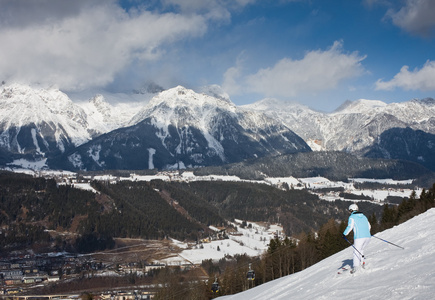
[342,235,364,259]
[372,235,404,250]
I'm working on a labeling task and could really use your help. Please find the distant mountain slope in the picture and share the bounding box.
[0,84,146,163]
[243,97,435,171]
[244,98,435,152]
[363,127,435,171]
[51,86,310,171]
[193,151,433,181]
[0,172,219,251]
[218,208,435,300]
[0,84,91,161]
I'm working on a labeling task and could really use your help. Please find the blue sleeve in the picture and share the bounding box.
[343,216,354,236]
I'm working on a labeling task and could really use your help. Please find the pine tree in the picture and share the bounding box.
[380,204,397,230]
[368,213,380,234]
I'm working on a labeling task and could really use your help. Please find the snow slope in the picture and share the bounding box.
[219,208,435,300]
[160,221,282,265]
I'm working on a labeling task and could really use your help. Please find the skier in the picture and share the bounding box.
[343,203,371,274]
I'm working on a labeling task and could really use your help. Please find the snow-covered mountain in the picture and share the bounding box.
[0,84,91,160]
[68,83,158,132]
[243,97,435,153]
[242,99,326,151]
[243,97,435,170]
[78,93,140,134]
[243,99,435,152]
[219,208,435,300]
[54,86,310,171]
[0,83,152,164]
[2,82,435,172]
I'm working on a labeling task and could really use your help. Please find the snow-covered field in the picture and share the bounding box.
[5,167,419,203]
[85,172,420,203]
[218,208,435,300]
[161,220,283,265]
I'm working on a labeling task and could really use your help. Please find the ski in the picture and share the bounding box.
[338,262,366,275]
[337,267,350,275]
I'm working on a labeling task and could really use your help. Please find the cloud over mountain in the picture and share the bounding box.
[375,60,435,91]
[0,0,206,91]
[0,0,434,112]
[224,41,366,98]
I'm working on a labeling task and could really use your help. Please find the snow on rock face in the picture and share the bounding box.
[89,95,112,121]
[132,86,234,162]
[244,97,435,154]
[218,208,435,300]
[0,83,91,156]
[333,98,388,114]
[58,86,310,171]
[78,93,142,134]
[130,86,238,126]
[0,83,143,162]
[125,86,304,166]
[0,84,87,132]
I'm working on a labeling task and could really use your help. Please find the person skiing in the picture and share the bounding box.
[343,203,371,274]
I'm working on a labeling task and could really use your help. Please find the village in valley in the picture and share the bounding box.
[0,213,283,298]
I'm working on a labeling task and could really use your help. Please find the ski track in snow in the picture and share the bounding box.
[218,208,435,300]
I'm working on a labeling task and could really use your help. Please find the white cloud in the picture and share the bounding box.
[362,0,390,8]
[222,52,246,95]
[223,66,243,95]
[375,60,435,91]
[229,41,366,98]
[160,0,258,22]
[0,1,206,91]
[162,0,231,21]
[385,0,435,37]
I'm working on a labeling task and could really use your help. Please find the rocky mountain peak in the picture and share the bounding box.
[150,85,235,108]
[130,85,237,126]
[0,83,89,130]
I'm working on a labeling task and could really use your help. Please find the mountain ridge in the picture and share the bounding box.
[51,86,310,171]
[1,83,435,173]
[243,96,435,170]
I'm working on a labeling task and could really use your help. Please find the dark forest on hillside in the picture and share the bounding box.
[0,171,381,254]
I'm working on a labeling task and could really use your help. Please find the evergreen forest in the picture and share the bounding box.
[0,171,382,253]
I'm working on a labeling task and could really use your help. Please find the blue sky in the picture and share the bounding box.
[1,0,435,111]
